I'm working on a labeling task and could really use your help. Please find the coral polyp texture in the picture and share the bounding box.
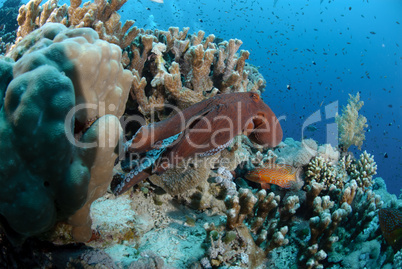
[0,23,132,244]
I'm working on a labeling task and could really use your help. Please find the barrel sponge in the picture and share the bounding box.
[0,23,132,244]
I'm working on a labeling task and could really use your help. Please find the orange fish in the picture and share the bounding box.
[245,164,300,189]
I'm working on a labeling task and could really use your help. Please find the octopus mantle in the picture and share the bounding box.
[113,92,283,195]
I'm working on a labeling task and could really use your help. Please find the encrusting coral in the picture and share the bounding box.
[0,23,132,244]
[335,92,368,152]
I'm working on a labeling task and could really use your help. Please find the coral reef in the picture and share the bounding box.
[126,28,265,120]
[198,139,388,268]
[0,0,22,45]
[0,23,132,244]
[275,138,318,168]
[336,93,368,151]
[0,1,399,269]
[305,150,377,190]
[14,0,138,49]
[12,0,265,122]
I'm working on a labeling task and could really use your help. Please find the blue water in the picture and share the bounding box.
[17,0,402,195]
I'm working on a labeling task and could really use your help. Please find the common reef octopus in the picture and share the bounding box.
[112,92,283,195]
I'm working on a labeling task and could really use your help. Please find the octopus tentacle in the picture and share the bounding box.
[113,92,283,195]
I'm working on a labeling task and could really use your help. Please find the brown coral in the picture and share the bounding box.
[14,0,139,48]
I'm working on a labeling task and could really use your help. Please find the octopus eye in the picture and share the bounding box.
[250,92,260,101]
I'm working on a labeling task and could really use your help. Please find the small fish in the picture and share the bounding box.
[245,164,300,189]
[306,125,318,132]
[150,0,163,3]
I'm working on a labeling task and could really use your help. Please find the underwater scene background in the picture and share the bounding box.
[0,0,401,268]
[117,0,402,195]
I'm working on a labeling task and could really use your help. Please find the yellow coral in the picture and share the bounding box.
[336,93,368,151]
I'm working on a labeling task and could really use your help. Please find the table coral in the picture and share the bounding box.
[0,23,132,244]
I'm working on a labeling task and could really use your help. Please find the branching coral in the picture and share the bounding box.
[126,28,266,119]
[14,0,139,49]
[294,149,382,268]
[306,156,339,189]
[305,149,377,191]
[201,188,297,267]
[201,137,384,268]
[336,93,368,151]
[348,150,377,188]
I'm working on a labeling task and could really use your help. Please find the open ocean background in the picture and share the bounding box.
[15,0,402,195]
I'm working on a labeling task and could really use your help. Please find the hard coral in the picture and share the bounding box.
[0,23,132,244]
[127,28,266,119]
[348,150,377,188]
[15,0,138,49]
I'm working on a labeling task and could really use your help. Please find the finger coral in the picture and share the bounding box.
[14,0,138,49]
[348,150,378,188]
[126,29,265,118]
